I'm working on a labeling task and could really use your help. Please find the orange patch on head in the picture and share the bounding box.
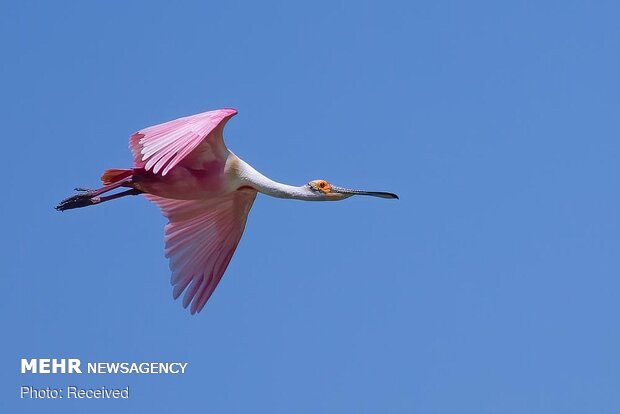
[310,180,332,193]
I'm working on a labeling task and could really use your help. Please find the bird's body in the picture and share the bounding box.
[57,108,397,314]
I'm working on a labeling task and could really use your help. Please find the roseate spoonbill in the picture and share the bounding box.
[56,109,398,314]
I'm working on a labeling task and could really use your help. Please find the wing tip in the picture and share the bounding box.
[220,107,238,116]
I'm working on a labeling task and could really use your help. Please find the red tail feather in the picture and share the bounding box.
[101,168,133,185]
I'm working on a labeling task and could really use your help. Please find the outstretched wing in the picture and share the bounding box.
[130,108,237,176]
[145,189,257,314]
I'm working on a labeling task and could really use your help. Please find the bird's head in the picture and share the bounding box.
[306,179,399,201]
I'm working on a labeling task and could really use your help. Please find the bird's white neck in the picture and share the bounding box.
[231,156,319,200]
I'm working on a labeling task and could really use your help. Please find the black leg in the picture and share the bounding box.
[56,188,142,211]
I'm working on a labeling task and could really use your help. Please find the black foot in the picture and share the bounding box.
[55,193,100,211]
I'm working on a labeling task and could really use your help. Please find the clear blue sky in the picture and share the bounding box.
[2,1,619,413]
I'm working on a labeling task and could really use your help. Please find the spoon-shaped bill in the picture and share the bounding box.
[331,186,399,199]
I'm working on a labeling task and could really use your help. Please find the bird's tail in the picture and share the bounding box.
[101,168,133,185]
[56,168,139,211]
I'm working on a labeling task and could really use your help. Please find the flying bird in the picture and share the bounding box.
[56,109,398,314]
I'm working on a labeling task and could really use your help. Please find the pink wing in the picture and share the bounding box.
[146,189,257,314]
[130,108,237,175]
